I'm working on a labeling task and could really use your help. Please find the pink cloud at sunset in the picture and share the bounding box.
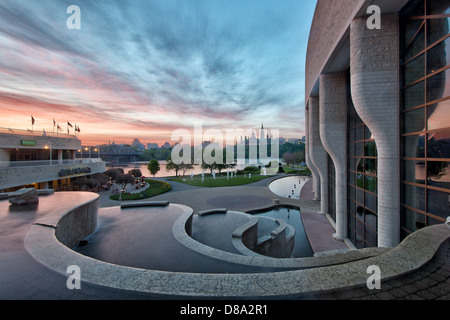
[0,1,312,146]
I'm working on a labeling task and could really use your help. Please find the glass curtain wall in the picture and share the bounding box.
[347,72,378,248]
[400,0,450,240]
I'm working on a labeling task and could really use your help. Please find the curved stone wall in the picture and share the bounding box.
[23,193,450,298]
[55,199,98,248]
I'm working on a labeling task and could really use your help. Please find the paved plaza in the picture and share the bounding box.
[0,174,449,300]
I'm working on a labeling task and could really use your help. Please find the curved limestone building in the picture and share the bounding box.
[305,0,450,248]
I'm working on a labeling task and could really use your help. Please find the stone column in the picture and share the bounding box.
[350,14,400,247]
[308,96,328,214]
[305,106,320,200]
[319,72,348,240]
[0,149,10,167]
[58,149,63,164]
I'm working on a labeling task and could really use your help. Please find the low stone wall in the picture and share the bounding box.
[54,199,99,248]
[232,216,295,258]
[256,220,295,258]
[25,201,450,297]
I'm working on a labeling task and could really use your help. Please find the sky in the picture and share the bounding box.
[0,0,317,146]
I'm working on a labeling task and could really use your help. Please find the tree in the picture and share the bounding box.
[179,163,194,177]
[104,168,124,181]
[201,160,215,174]
[115,174,135,192]
[128,168,142,179]
[147,159,160,177]
[166,158,181,177]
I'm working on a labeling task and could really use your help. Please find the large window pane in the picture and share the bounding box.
[427,161,450,186]
[404,54,425,85]
[364,158,377,175]
[403,107,425,133]
[355,125,364,141]
[427,19,450,46]
[427,188,450,221]
[356,187,364,204]
[403,183,426,211]
[427,0,450,16]
[403,160,426,184]
[401,206,425,232]
[365,175,377,193]
[427,131,450,158]
[404,81,425,109]
[404,18,424,47]
[348,185,356,201]
[356,158,364,173]
[356,219,364,248]
[402,0,424,17]
[427,68,450,103]
[404,134,426,158]
[355,142,364,157]
[405,26,425,61]
[364,141,377,157]
[427,100,450,130]
[365,192,377,212]
[365,211,377,247]
[427,36,450,73]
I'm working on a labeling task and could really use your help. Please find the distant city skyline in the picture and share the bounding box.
[0,0,317,145]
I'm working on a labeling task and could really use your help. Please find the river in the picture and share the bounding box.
[106,159,281,178]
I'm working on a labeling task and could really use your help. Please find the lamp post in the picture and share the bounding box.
[44,144,52,165]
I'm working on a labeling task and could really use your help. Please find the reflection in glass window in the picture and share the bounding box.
[427,99,450,130]
[427,18,450,46]
[401,0,450,239]
[403,160,426,184]
[404,107,425,133]
[404,26,425,61]
[347,81,378,248]
[404,81,425,109]
[427,68,450,103]
[364,141,377,157]
[427,36,449,72]
[404,54,425,85]
[427,131,450,158]
[427,189,450,221]
[404,184,426,211]
[427,0,450,16]
[404,134,426,158]
[427,161,449,185]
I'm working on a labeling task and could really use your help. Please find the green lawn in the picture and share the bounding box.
[169,174,273,187]
[109,179,172,201]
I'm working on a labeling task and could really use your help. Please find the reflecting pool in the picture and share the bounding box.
[268,175,310,199]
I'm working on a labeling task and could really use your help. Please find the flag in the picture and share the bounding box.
[57,124,62,131]
[43,129,46,136]
[67,121,73,127]
[31,116,35,125]
[76,126,80,133]
[53,118,56,127]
